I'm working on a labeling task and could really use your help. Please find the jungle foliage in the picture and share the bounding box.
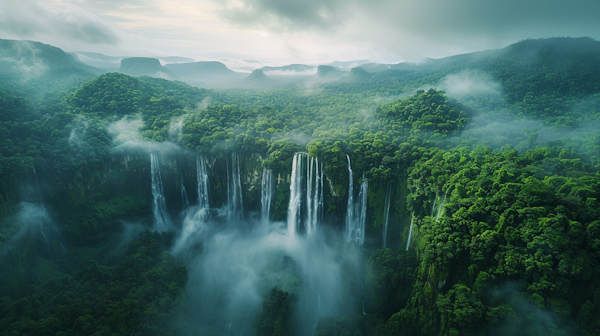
[1,37,600,335]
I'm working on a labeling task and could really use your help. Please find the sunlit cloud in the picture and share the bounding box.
[1,0,599,65]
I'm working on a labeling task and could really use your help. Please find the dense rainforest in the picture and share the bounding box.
[0,37,599,336]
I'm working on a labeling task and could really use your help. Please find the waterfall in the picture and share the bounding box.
[174,155,210,253]
[286,153,323,237]
[305,156,322,235]
[287,153,303,238]
[345,155,354,242]
[382,184,392,249]
[227,152,243,222]
[430,193,438,217]
[306,158,313,233]
[345,156,368,245]
[197,156,210,210]
[435,193,446,222]
[355,175,368,245]
[150,153,171,232]
[261,168,274,221]
[405,214,414,251]
[319,162,324,222]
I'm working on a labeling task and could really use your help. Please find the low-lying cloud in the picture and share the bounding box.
[108,116,181,154]
[437,71,503,99]
[0,41,48,79]
[264,69,318,76]
[0,0,120,45]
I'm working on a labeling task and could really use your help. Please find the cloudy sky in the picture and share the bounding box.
[1,0,600,66]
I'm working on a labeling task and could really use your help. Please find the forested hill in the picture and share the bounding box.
[0,37,599,336]
[0,39,103,77]
[0,39,105,100]
[329,37,600,126]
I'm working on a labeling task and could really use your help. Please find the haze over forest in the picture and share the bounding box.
[1,1,600,336]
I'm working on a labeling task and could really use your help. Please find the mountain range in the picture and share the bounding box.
[1,37,599,93]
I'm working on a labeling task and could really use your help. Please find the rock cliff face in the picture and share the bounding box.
[119,57,174,78]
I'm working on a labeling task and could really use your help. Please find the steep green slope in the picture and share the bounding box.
[0,39,103,77]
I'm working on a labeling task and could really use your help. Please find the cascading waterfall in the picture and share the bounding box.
[355,175,368,245]
[430,194,438,217]
[121,151,359,336]
[345,155,354,242]
[287,153,323,238]
[261,168,274,221]
[435,193,446,222]
[345,156,368,245]
[173,155,211,253]
[382,184,392,249]
[287,153,303,238]
[405,213,414,251]
[150,152,171,231]
[319,162,324,222]
[305,156,322,235]
[227,152,244,222]
[306,158,313,234]
[196,156,210,211]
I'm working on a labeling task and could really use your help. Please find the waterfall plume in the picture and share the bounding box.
[286,153,323,238]
[227,152,244,222]
[261,168,274,221]
[150,152,171,231]
[382,184,391,249]
[406,213,414,251]
[345,156,367,245]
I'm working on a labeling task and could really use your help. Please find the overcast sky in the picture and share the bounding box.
[1,0,600,67]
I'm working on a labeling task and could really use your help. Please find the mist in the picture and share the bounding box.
[422,70,600,155]
[108,116,182,154]
[176,217,360,335]
[0,40,48,80]
[481,282,576,335]
[122,148,363,335]
[103,116,362,335]
[0,202,65,257]
[437,70,504,101]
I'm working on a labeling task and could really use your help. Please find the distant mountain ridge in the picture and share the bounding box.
[260,64,315,74]
[119,57,175,78]
[73,52,195,71]
[165,61,237,79]
[0,39,104,77]
[2,36,599,92]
